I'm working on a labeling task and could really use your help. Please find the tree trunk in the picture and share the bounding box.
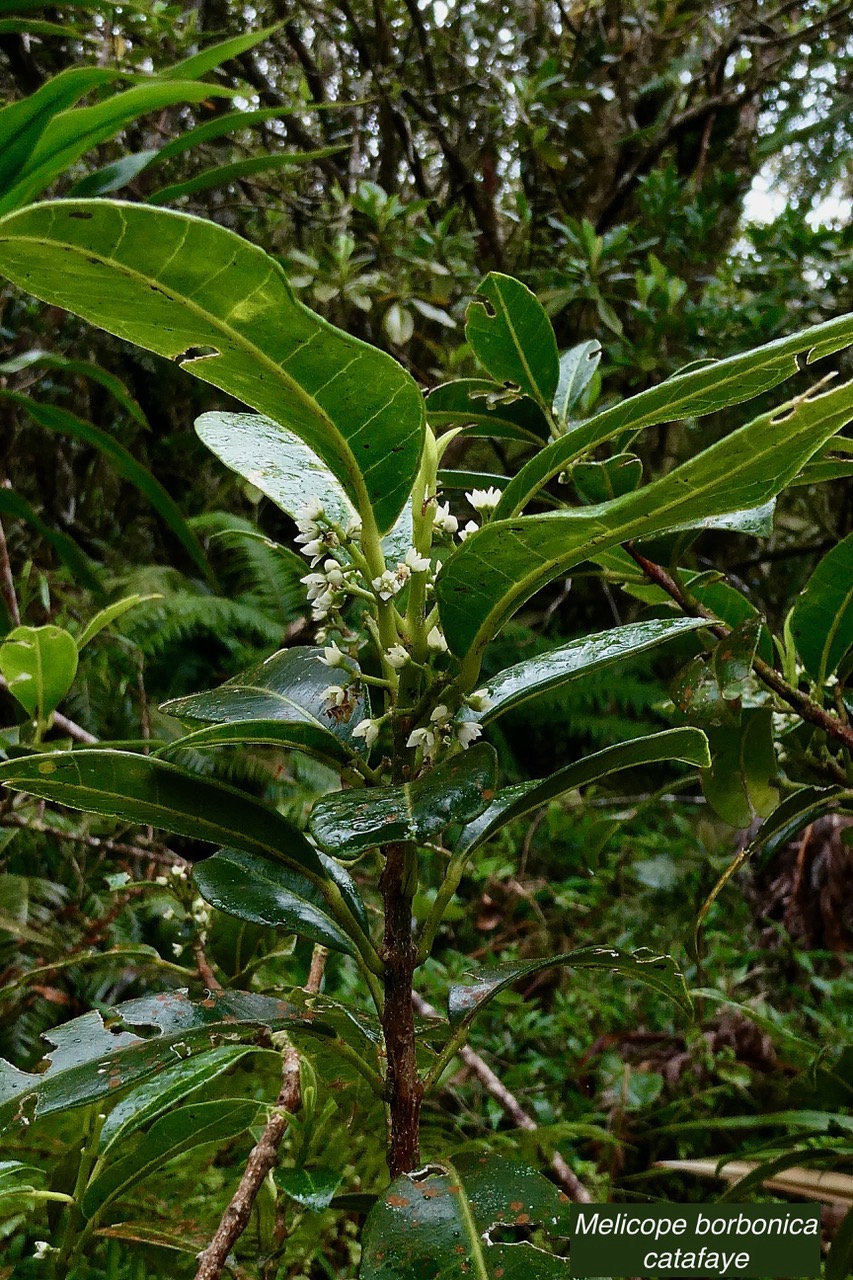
[379,841,423,1177]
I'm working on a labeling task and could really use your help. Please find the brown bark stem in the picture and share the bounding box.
[379,842,423,1177]
[193,947,327,1280]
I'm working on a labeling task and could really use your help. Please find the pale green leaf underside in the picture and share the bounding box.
[0,200,424,532]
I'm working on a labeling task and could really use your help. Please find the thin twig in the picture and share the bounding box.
[194,947,328,1280]
[0,515,20,626]
[412,991,591,1203]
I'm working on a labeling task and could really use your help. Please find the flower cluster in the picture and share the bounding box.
[406,687,494,760]
[372,547,432,602]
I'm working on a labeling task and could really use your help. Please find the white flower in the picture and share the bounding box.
[404,547,431,573]
[301,571,327,602]
[323,558,345,587]
[407,727,436,751]
[297,496,325,524]
[318,642,347,668]
[372,562,411,600]
[433,501,458,535]
[458,520,479,541]
[172,942,185,957]
[298,536,326,562]
[385,644,410,669]
[465,486,501,514]
[323,684,348,708]
[352,718,380,747]
[430,703,450,723]
[34,1242,55,1259]
[346,515,363,538]
[457,721,483,748]
[466,688,493,713]
[427,625,448,652]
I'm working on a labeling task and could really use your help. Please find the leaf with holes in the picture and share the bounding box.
[0,990,332,1128]
[458,729,709,855]
[448,946,691,1028]
[0,201,424,533]
[360,1154,573,1279]
[791,530,853,683]
[0,625,78,722]
[310,743,498,859]
[425,379,550,444]
[436,378,853,666]
[466,273,559,410]
[162,646,367,765]
[0,749,324,877]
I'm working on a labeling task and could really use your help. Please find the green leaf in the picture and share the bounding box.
[0,82,232,214]
[82,1098,259,1218]
[671,655,739,726]
[458,729,710,855]
[0,625,78,721]
[360,1154,572,1279]
[426,378,550,444]
[465,618,708,726]
[826,1205,853,1280]
[0,749,324,878]
[436,377,853,665]
[553,339,601,427]
[448,945,691,1028]
[495,310,853,518]
[2,394,215,586]
[713,618,762,697]
[790,531,853,682]
[466,273,560,409]
[0,989,331,1128]
[160,23,281,80]
[68,150,160,197]
[147,146,345,203]
[193,848,358,955]
[0,349,150,428]
[572,452,642,503]
[0,200,424,534]
[0,488,101,593]
[76,594,161,651]
[100,1046,258,1155]
[310,743,499,859]
[162,646,367,764]
[274,1166,342,1211]
[701,708,779,828]
[749,786,842,870]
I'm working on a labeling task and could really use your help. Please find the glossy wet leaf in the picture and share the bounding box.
[748,786,843,870]
[82,1098,259,1218]
[573,452,642,503]
[458,729,710,854]
[310,743,498,859]
[436,378,853,663]
[448,946,691,1028]
[790,530,853,682]
[194,848,358,955]
[162,646,367,763]
[702,708,779,828]
[0,989,332,1127]
[464,617,707,726]
[713,618,762,697]
[100,1045,258,1155]
[466,273,560,409]
[275,1166,342,1211]
[361,1153,572,1279]
[495,309,853,518]
[0,201,424,533]
[671,655,739,726]
[0,624,78,721]
[0,749,324,877]
[426,378,550,444]
[553,340,601,427]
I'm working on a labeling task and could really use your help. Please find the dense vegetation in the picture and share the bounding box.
[0,3,851,1277]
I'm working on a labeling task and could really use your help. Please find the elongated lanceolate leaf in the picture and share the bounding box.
[458,729,709,855]
[496,309,853,518]
[0,989,331,1128]
[0,349,150,427]
[0,750,324,877]
[448,946,691,1028]
[361,1154,572,1280]
[193,848,358,955]
[466,273,559,410]
[554,339,601,426]
[0,201,424,533]
[465,617,707,726]
[148,147,344,203]
[0,488,101,593]
[437,377,853,664]
[791,530,853,682]
[162,646,366,763]
[310,743,498,859]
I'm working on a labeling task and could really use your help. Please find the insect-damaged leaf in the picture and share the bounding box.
[701,708,779,828]
[0,990,333,1128]
[0,200,424,533]
[360,1153,573,1279]
[465,273,560,411]
[193,848,360,956]
[162,646,367,765]
[310,743,498,859]
[448,947,691,1029]
[426,378,550,444]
